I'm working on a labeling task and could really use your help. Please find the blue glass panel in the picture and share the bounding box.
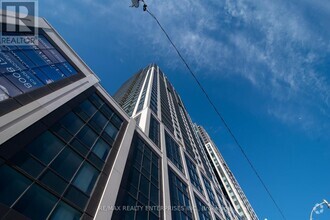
[13,50,36,68]
[64,186,89,210]
[27,131,65,164]
[76,125,98,148]
[0,165,31,206]
[46,49,66,63]
[70,139,89,156]
[104,122,118,140]
[22,49,48,66]
[59,112,84,135]
[56,62,77,76]
[50,148,83,181]
[88,153,104,170]
[72,162,100,195]
[92,138,111,161]
[32,68,54,84]
[0,51,27,74]
[42,49,61,64]
[111,114,123,128]
[39,65,65,81]
[49,201,81,220]
[11,151,45,178]
[0,33,79,103]
[40,169,68,195]
[4,70,44,92]
[13,184,58,219]
[89,93,104,108]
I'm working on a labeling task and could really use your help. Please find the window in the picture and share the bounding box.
[70,138,89,156]
[89,93,104,108]
[50,148,83,181]
[49,201,82,220]
[165,131,183,172]
[168,168,193,220]
[0,33,79,104]
[217,193,225,208]
[50,123,73,142]
[40,169,68,195]
[104,122,119,140]
[13,184,58,219]
[0,165,31,206]
[59,112,84,135]
[10,151,45,178]
[111,114,123,129]
[215,215,222,220]
[0,91,124,218]
[224,210,231,220]
[100,104,114,119]
[89,111,108,133]
[73,162,100,195]
[92,138,111,161]
[149,115,160,148]
[74,100,97,121]
[185,156,203,194]
[195,195,211,220]
[76,125,98,148]
[27,131,65,164]
[115,135,160,220]
[64,186,89,210]
[150,71,158,114]
[202,175,218,209]
[88,152,104,170]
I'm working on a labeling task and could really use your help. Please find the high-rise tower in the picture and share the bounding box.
[114,64,258,220]
[196,125,258,220]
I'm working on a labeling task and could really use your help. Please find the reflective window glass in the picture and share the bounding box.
[92,138,111,161]
[27,131,65,164]
[100,105,114,119]
[104,123,118,140]
[13,184,58,220]
[10,151,44,178]
[70,138,89,156]
[64,186,89,210]
[0,165,31,206]
[74,100,97,121]
[195,195,211,220]
[49,201,82,220]
[76,125,98,148]
[50,123,73,142]
[50,148,83,181]
[87,153,104,170]
[40,169,68,195]
[89,111,108,133]
[111,114,123,128]
[89,93,104,108]
[73,162,100,195]
[59,112,84,135]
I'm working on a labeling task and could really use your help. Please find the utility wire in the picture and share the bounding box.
[145,7,287,220]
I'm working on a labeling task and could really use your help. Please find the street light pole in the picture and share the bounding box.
[310,199,330,220]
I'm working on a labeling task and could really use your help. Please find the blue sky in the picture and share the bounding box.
[39,0,330,219]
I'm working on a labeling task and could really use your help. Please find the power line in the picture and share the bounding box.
[145,7,287,220]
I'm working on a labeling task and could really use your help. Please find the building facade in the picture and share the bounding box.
[0,11,256,220]
[113,64,257,220]
[196,126,258,220]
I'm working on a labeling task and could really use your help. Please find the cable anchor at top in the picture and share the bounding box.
[130,0,147,11]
